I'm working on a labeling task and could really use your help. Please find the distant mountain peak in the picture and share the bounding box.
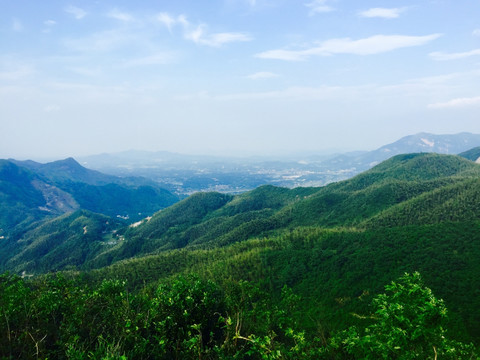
[323,132,480,175]
[49,157,83,168]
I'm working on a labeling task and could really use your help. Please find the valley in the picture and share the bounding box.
[78,132,480,195]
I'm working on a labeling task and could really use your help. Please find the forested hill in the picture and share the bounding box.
[10,157,118,185]
[79,152,480,352]
[3,152,479,275]
[0,158,179,269]
[2,152,480,358]
[0,157,178,229]
[92,153,480,264]
[459,146,480,162]
[0,160,56,238]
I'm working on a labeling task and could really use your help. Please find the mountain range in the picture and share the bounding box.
[322,131,480,170]
[2,132,480,349]
[0,158,178,241]
[2,132,480,274]
[77,132,480,192]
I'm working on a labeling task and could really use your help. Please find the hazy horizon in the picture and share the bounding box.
[2,1,480,160]
[6,144,363,163]
[4,130,480,164]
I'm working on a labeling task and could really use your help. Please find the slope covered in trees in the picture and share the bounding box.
[0,158,179,231]
[83,221,480,343]
[3,153,480,275]
[1,151,480,358]
[0,270,476,359]
[0,158,179,272]
[1,210,122,273]
[97,153,480,265]
[459,146,480,162]
[0,160,59,236]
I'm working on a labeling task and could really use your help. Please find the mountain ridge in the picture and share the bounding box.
[75,132,480,192]
[11,157,121,185]
[2,149,480,348]
[0,158,179,240]
[79,152,480,269]
[459,146,480,163]
[323,132,480,172]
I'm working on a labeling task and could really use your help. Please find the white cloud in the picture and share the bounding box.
[305,0,335,16]
[42,19,57,33]
[65,5,87,20]
[208,32,251,46]
[187,28,252,47]
[247,71,280,79]
[184,24,207,43]
[256,34,442,61]
[473,29,480,37]
[121,53,176,67]
[428,96,480,109]
[12,18,23,32]
[177,15,190,28]
[320,34,442,55]
[358,7,406,19]
[157,12,178,32]
[157,13,252,47]
[107,9,134,22]
[256,49,308,61]
[430,49,480,61]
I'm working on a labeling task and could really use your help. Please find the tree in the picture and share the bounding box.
[152,275,227,359]
[331,272,476,359]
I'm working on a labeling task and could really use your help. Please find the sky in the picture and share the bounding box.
[1,0,480,159]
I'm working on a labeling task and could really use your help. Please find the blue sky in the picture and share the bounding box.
[1,0,480,159]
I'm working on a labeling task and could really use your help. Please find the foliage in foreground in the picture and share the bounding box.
[0,271,477,359]
[330,272,476,359]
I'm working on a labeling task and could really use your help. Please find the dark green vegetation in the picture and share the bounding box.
[0,157,179,273]
[1,271,476,359]
[1,152,480,358]
[459,146,480,162]
[2,210,121,273]
[0,158,178,235]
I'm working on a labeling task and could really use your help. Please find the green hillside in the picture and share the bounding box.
[4,152,479,275]
[0,161,53,236]
[1,152,480,358]
[84,221,480,342]
[345,152,478,185]
[88,186,312,266]
[459,146,480,162]
[1,210,122,273]
[0,157,180,276]
[126,153,480,250]
[11,157,118,185]
[0,157,179,236]
[59,181,178,221]
[365,177,480,227]
[278,153,479,227]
